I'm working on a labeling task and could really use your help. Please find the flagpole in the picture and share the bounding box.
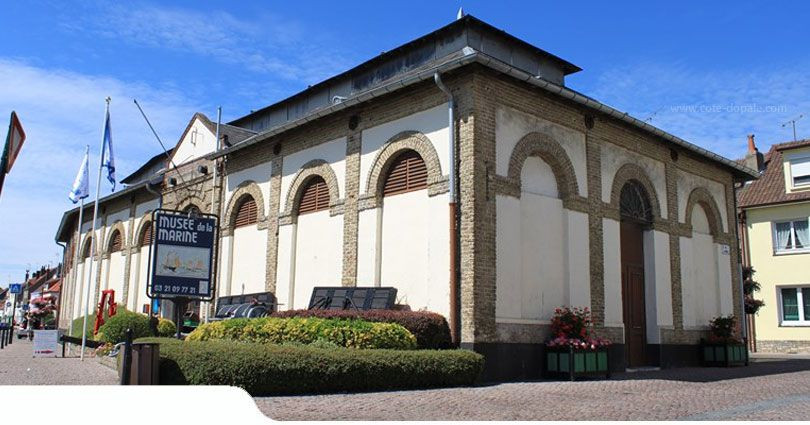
[81,98,110,360]
[67,196,84,356]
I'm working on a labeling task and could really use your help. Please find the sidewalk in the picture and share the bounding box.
[0,337,117,385]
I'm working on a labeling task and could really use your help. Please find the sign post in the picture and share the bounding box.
[8,283,21,345]
[147,209,218,339]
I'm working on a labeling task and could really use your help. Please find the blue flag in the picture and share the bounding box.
[102,109,115,191]
[68,146,90,203]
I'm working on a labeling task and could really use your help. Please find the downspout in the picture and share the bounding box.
[55,240,66,329]
[434,72,460,346]
[732,182,748,348]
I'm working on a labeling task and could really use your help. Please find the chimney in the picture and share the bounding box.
[744,134,764,172]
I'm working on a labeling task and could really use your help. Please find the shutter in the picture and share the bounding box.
[791,158,810,186]
[234,197,258,227]
[383,150,428,196]
[298,177,329,214]
[109,231,123,252]
[140,222,153,247]
[82,238,92,259]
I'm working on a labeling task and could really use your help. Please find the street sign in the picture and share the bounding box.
[33,330,59,357]
[149,209,218,300]
[21,304,29,311]
[9,283,21,294]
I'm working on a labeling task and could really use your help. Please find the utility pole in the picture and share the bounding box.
[782,114,804,142]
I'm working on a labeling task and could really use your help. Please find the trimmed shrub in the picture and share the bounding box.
[271,309,452,349]
[70,313,97,339]
[187,317,416,350]
[136,337,484,395]
[97,310,153,344]
[157,318,176,337]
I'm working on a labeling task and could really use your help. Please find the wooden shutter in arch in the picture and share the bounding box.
[140,222,153,247]
[234,197,258,228]
[109,231,123,252]
[383,150,428,196]
[298,177,330,214]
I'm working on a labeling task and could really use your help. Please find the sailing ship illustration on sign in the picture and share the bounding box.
[158,246,209,279]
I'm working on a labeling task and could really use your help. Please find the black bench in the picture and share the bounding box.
[307,287,398,310]
[213,292,277,320]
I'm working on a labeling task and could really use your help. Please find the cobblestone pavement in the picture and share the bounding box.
[0,336,117,385]
[256,357,810,421]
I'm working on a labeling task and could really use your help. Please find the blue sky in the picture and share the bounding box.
[1,0,809,285]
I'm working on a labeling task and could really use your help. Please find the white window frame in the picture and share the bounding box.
[777,285,810,326]
[772,218,810,255]
[789,155,810,189]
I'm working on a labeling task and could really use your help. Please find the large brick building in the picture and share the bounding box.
[56,15,756,380]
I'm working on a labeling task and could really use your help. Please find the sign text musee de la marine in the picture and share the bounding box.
[150,210,217,298]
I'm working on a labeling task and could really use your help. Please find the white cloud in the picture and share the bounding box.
[0,59,202,284]
[582,61,810,159]
[70,3,354,85]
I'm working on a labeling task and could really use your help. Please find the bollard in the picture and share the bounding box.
[120,328,133,385]
[1,328,5,349]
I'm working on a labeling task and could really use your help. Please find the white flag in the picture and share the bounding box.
[102,109,115,191]
[68,146,90,203]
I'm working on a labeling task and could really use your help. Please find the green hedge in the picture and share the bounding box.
[97,310,154,344]
[187,317,416,350]
[272,309,452,349]
[137,338,483,395]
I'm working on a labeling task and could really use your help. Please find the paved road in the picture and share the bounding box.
[0,336,117,385]
[256,357,810,421]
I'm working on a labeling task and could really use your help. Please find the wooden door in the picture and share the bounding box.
[620,221,647,367]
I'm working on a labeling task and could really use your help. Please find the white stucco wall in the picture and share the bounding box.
[378,190,449,316]
[218,235,232,297]
[171,117,216,166]
[282,211,344,310]
[229,225,267,296]
[355,208,379,286]
[676,170,728,232]
[602,218,624,327]
[652,230,673,327]
[601,143,668,219]
[225,163,273,215]
[496,157,587,322]
[680,206,723,328]
[360,104,449,193]
[280,137,346,213]
[105,252,126,300]
[128,246,151,313]
[494,106,588,197]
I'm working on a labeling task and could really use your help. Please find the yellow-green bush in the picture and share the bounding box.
[157,318,176,337]
[187,317,416,350]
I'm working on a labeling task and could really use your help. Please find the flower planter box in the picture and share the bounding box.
[701,340,748,367]
[544,345,610,381]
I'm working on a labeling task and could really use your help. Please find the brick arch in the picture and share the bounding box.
[507,132,580,201]
[104,220,127,256]
[282,159,341,218]
[80,232,95,260]
[175,194,207,214]
[364,131,444,200]
[134,212,153,247]
[684,187,724,237]
[609,163,663,220]
[224,180,267,228]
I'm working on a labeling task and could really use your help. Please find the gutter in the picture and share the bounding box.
[434,72,460,346]
[209,49,758,180]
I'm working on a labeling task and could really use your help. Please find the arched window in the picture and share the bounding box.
[108,230,123,253]
[619,180,653,224]
[234,196,258,228]
[383,150,428,196]
[183,204,201,216]
[139,222,153,247]
[82,237,93,259]
[298,176,329,214]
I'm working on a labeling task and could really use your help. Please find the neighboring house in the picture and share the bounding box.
[56,15,756,380]
[738,136,810,353]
